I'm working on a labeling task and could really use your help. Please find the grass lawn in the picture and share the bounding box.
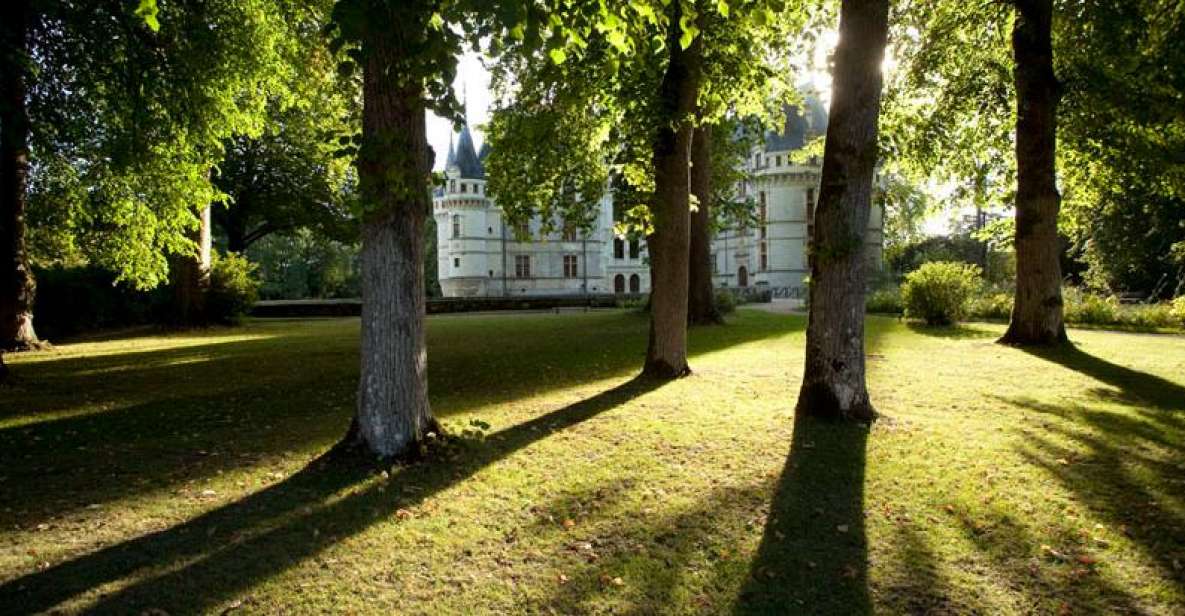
[1,309,1183,614]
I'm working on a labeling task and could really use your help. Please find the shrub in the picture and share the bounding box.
[1063,288,1120,326]
[714,289,737,315]
[865,286,903,315]
[33,266,161,340]
[901,261,982,325]
[1122,302,1177,330]
[1172,296,1185,326]
[207,252,260,325]
[968,292,1013,321]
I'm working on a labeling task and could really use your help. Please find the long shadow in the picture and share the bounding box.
[0,311,800,528]
[1004,395,1185,598]
[733,413,871,615]
[0,375,663,614]
[1021,343,1185,411]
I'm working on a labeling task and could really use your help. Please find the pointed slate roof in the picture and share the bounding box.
[445,133,457,169]
[453,124,484,179]
[764,94,828,153]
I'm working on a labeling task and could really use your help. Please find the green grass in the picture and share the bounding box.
[1,310,1183,614]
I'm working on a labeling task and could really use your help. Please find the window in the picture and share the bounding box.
[758,192,767,239]
[488,270,494,278]
[514,221,529,239]
[760,242,768,272]
[563,255,578,278]
[628,239,640,259]
[629,274,640,293]
[454,257,461,268]
[614,237,625,259]
[711,252,718,274]
[452,214,461,238]
[449,179,456,193]
[460,183,467,193]
[515,254,531,278]
[775,155,782,166]
[806,188,815,224]
[614,274,625,294]
[562,221,578,241]
[476,184,481,195]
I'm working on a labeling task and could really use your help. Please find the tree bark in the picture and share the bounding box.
[169,205,212,325]
[643,3,702,379]
[796,0,889,423]
[688,125,722,326]
[350,25,437,459]
[0,0,40,351]
[1000,0,1067,345]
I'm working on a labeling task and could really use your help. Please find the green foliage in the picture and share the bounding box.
[31,266,162,340]
[1174,296,1185,326]
[901,261,983,326]
[865,285,903,315]
[247,230,360,300]
[206,253,261,325]
[713,288,737,315]
[967,291,1013,321]
[25,0,315,288]
[1062,289,1120,327]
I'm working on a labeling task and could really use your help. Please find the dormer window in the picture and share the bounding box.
[461,183,467,194]
[449,179,456,193]
[776,155,782,166]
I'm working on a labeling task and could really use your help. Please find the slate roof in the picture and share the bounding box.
[452,124,484,179]
[764,94,828,153]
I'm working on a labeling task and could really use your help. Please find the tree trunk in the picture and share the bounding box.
[0,0,39,351]
[796,0,889,423]
[643,4,702,379]
[688,125,722,326]
[1000,0,1067,345]
[170,205,212,325]
[350,26,437,459]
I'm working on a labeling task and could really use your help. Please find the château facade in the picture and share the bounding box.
[433,98,882,298]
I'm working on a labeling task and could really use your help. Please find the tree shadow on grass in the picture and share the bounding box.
[1002,395,1185,600]
[733,413,871,615]
[904,322,998,340]
[0,375,664,614]
[1020,343,1185,412]
[0,312,800,529]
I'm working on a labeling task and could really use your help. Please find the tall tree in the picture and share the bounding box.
[688,125,722,325]
[330,0,555,458]
[0,0,39,350]
[999,0,1065,345]
[643,0,703,377]
[796,0,889,422]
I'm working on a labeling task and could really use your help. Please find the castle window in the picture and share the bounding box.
[614,238,625,259]
[461,183,467,194]
[489,270,494,277]
[449,179,456,193]
[515,221,529,239]
[760,242,768,272]
[776,155,782,166]
[806,188,816,224]
[452,215,462,238]
[454,257,461,268]
[629,274,640,293]
[628,239,640,259]
[711,252,718,274]
[562,221,578,242]
[563,255,578,278]
[515,255,531,278]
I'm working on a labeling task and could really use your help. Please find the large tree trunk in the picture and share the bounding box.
[169,205,212,325]
[1000,0,1067,345]
[796,0,889,423]
[0,0,40,351]
[349,27,437,459]
[643,3,702,379]
[688,125,722,326]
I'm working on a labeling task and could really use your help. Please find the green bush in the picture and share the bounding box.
[1063,288,1120,325]
[865,286,903,314]
[207,252,260,325]
[1173,296,1185,326]
[901,261,983,325]
[1122,302,1178,329]
[968,292,1013,321]
[714,289,737,315]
